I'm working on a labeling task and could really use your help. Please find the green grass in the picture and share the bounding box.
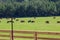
[0,18,11,30]
[13,16,60,31]
[0,16,60,40]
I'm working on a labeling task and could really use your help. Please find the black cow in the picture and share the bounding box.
[31,21,35,23]
[20,20,25,23]
[28,20,35,23]
[7,21,14,23]
[28,20,31,23]
[16,19,19,21]
[46,21,49,24]
[57,21,60,23]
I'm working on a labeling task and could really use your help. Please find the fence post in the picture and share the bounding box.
[34,32,37,40]
[10,18,14,40]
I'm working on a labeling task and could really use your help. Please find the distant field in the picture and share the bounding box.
[0,16,60,40]
[0,16,60,31]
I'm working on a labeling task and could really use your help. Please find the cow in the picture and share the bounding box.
[31,21,35,23]
[28,20,35,23]
[46,21,49,24]
[28,20,31,23]
[57,21,60,23]
[16,19,19,21]
[20,20,25,23]
[7,21,14,23]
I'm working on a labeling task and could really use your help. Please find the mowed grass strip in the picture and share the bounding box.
[14,38,34,40]
[0,37,10,39]
[0,32,10,35]
[14,33,34,36]
[38,34,60,38]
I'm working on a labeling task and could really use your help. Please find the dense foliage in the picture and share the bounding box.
[0,0,60,17]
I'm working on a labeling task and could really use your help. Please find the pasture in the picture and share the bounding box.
[0,16,60,40]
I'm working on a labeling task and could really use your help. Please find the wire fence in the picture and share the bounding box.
[0,30,60,40]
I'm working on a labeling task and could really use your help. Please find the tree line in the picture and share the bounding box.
[0,0,60,18]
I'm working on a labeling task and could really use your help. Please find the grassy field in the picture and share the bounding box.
[0,16,60,40]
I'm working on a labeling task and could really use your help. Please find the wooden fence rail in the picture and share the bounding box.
[0,30,60,40]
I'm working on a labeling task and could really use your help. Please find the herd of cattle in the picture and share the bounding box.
[7,20,35,23]
[6,20,60,23]
[0,18,35,23]
[0,18,60,23]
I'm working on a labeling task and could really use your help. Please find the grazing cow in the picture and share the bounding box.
[31,21,35,23]
[7,21,14,23]
[46,21,49,24]
[16,19,19,21]
[20,20,25,23]
[28,20,31,23]
[28,20,35,23]
[57,21,60,23]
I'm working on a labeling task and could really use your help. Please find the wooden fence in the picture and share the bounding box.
[0,30,60,40]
